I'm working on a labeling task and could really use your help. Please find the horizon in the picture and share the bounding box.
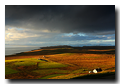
[5,5,115,47]
[5,44,115,48]
[5,45,115,56]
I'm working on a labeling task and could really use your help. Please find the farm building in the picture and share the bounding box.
[89,68,102,73]
[93,68,102,73]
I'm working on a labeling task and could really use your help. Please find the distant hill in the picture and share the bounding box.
[77,46,115,50]
[41,45,115,50]
[5,45,115,56]
[40,45,72,49]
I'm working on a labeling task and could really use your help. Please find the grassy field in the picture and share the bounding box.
[5,47,115,79]
[5,67,19,75]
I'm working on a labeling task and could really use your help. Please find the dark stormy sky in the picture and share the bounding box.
[5,5,115,47]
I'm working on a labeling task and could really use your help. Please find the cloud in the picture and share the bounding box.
[5,27,41,41]
[5,5,115,47]
[5,28,115,44]
[5,5,115,34]
[5,27,61,43]
[56,33,115,41]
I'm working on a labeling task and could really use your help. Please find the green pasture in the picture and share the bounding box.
[5,58,67,68]
[5,58,45,63]
[33,69,71,79]
[33,69,71,75]
[5,58,69,78]
[5,58,68,68]
[5,67,19,75]
[14,61,37,66]
[6,58,47,67]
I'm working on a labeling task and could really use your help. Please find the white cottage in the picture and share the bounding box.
[93,69,98,73]
[93,68,102,73]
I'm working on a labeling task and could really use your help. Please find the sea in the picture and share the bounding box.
[5,47,40,56]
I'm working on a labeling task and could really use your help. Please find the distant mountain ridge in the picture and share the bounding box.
[40,45,115,49]
[40,45,72,49]
[5,45,115,57]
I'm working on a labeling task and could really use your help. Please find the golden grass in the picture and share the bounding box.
[5,48,115,79]
[45,53,115,70]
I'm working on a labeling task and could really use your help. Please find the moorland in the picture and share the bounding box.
[5,46,115,79]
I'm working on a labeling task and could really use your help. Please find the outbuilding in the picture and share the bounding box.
[89,71,92,73]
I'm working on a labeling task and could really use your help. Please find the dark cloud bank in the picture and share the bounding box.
[5,5,115,35]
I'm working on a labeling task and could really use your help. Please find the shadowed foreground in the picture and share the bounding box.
[72,72,115,79]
